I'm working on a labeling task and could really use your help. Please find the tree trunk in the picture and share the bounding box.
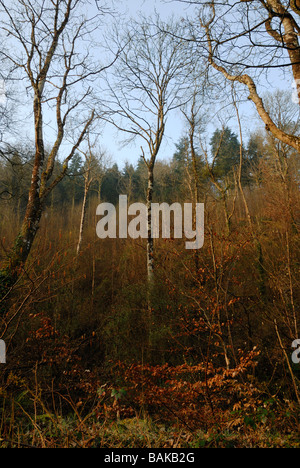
[0,87,45,299]
[267,0,300,104]
[76,185,88,256]
[0,194,43,300]
[147,166,154,284]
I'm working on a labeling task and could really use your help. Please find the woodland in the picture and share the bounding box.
[0,0,299,449]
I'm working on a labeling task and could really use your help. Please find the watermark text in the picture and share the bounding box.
[292,339,300,364]
[0,340,6,364]
[96,196,204,250]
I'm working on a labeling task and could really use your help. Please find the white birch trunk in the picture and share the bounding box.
[147,167,154,283]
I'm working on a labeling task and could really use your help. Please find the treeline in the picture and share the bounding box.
[0,126,264,216]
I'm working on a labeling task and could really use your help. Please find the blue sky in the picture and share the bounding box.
[3,0,196,168]
[2,0,295,169]
[99,0,197,168]
[93,0,294,168]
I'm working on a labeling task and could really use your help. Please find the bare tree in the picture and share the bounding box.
[0,0,116,298]
[101,16,191,284]
[76,138,106,256]
[0,80,10,143]
[181,88,206,271]
[201,125,237,236]
[175,0,300,151]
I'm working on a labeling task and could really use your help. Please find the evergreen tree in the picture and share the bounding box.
[101,163,120,205]
[210,127,241,179]
[243,134,263,185]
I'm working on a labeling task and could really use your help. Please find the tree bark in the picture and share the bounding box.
[147,166,155,284]
[203,2,300,151]
[77,155,93,256]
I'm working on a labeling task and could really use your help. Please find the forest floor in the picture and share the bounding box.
[0,415,299,448]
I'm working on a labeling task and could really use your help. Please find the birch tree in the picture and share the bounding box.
[76,139,106,255]
[0,0,115,299]
[102,17,191,283]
